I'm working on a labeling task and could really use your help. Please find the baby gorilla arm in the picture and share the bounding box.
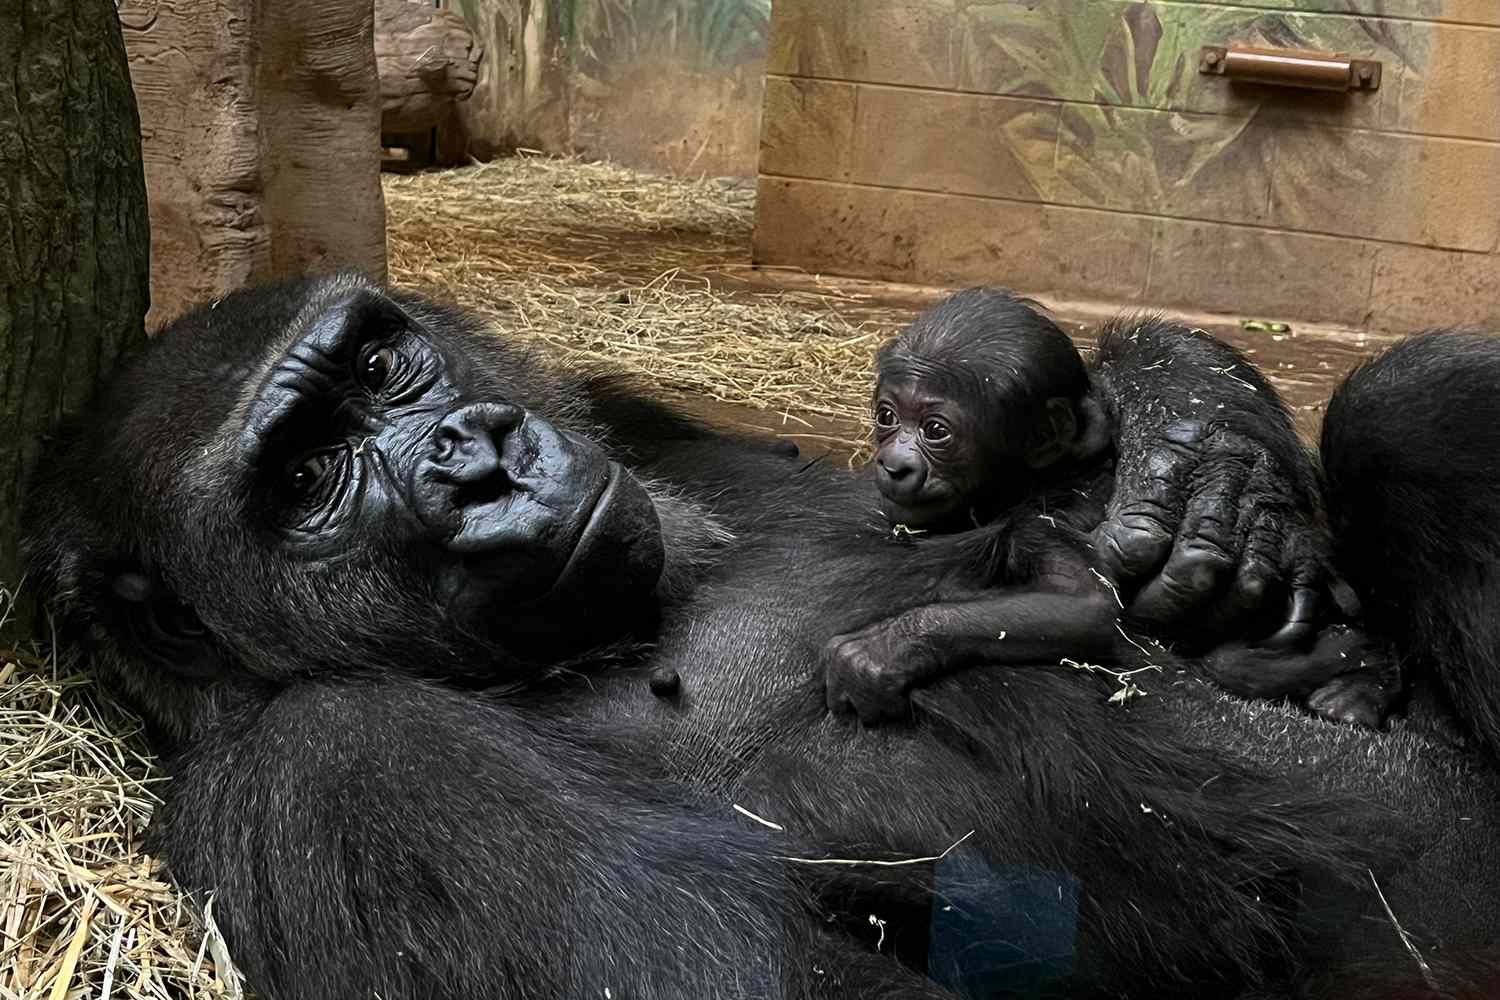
[823,595,1396,728]
[822,588,1133,724]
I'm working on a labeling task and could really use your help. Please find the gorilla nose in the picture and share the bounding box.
[431,403,524,484]
[876,454,925,503]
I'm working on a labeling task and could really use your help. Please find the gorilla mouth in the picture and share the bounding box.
[547,461,625,596]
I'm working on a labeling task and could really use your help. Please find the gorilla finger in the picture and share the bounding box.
[1328,573,1363,618]
[1193,558,1286,640]
[1264,585,1322,650]
[1126,538,1235,629]
[1093,513,1174,588]
[1305,673,1392,730]
[823,667,855,715]
[856,688,912,727]
[826,687,856,716]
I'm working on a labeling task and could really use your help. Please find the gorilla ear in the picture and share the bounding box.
[1069,393,1113,464]
[105,567,219,677]
[1024,398,1078,469]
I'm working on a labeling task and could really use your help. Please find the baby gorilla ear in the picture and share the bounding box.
[1024,397,1080,469]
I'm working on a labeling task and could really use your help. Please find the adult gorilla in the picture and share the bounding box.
[22,275,1500,999]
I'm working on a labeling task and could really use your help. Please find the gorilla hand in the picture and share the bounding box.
[1093,418,1356,650]
[822,617,939,725]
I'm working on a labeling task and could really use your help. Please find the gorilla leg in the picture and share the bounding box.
[1322,333,1500,757]
[1201,624,1400,729]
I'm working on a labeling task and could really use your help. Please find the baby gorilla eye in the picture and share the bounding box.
[921,418,951,443]
[358,344,398,393]
[874,405,898,429]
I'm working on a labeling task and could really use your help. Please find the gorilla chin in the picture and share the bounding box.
[547,459,665,599]
[879,493,965,532]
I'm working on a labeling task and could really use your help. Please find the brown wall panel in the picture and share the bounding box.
[757,0,1500,331]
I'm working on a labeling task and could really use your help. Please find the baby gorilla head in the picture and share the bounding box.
[872,288,1109,530]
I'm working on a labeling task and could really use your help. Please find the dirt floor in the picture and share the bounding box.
[384,156,1403,462]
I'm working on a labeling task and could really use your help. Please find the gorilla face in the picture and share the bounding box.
[234,284,665,634]
[31,274,666,696]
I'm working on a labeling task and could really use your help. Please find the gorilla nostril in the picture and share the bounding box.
[432,403,525,488]
[436,403,523,451]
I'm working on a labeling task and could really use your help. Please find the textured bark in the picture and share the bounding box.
[258,1,387,287]
[0,0,151,603]
[120,0,386,328]
[376,0,482,134]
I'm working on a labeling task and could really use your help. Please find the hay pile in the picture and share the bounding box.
[0,590,240,999]
[384,156,917,459]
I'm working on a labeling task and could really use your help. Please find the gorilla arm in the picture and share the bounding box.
[151,676,801,1000]
[1091,318,1354,650]
[821,586,1131,724]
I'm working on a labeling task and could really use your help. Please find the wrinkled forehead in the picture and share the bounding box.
[119,274,384,509]
[878,351,969,391]
[219,272,384,447]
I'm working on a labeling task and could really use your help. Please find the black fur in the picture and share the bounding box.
[1323,332,1500,758]
[22,276,1500,999]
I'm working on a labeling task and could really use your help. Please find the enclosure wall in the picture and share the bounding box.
[753,0,1500,333]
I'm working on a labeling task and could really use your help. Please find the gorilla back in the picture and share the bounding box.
[1323,332,1500,759]
[23,275,1500,999]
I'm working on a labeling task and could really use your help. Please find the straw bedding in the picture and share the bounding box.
[383,155,920,459]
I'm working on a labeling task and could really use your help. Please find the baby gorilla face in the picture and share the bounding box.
[870,288,1102,533]
[871,373,1025,530]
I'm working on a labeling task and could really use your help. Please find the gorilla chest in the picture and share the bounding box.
[600,579,830,791]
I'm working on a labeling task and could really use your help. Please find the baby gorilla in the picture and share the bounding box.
[824,289,1387,725]
[870,291,1112,530]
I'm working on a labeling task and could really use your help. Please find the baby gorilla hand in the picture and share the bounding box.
[821,617,940,725]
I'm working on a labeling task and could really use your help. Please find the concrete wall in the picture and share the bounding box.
[753,0,1500,333]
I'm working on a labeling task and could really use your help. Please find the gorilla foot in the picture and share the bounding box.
[1307,671,1398,730]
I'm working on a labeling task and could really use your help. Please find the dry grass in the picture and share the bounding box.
[0,590,241,1000]
[385,155,917,459]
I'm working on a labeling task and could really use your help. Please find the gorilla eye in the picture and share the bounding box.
[358,345,398,393]
[288,450,337,499]
[922,419,951,443]
[875,405,898,430]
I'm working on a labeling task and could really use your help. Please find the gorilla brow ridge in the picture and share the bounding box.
[231,272,384,444]
[881,288,1089,442]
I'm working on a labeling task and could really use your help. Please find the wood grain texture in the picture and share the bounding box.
[757,0,1500,331]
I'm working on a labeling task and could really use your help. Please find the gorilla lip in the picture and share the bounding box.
[543,460,626,598]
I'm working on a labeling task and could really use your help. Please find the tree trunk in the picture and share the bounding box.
[0,0,151,612]
[120,0,386,329]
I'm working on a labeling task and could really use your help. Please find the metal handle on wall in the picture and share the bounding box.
[1199,45,1381,92]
